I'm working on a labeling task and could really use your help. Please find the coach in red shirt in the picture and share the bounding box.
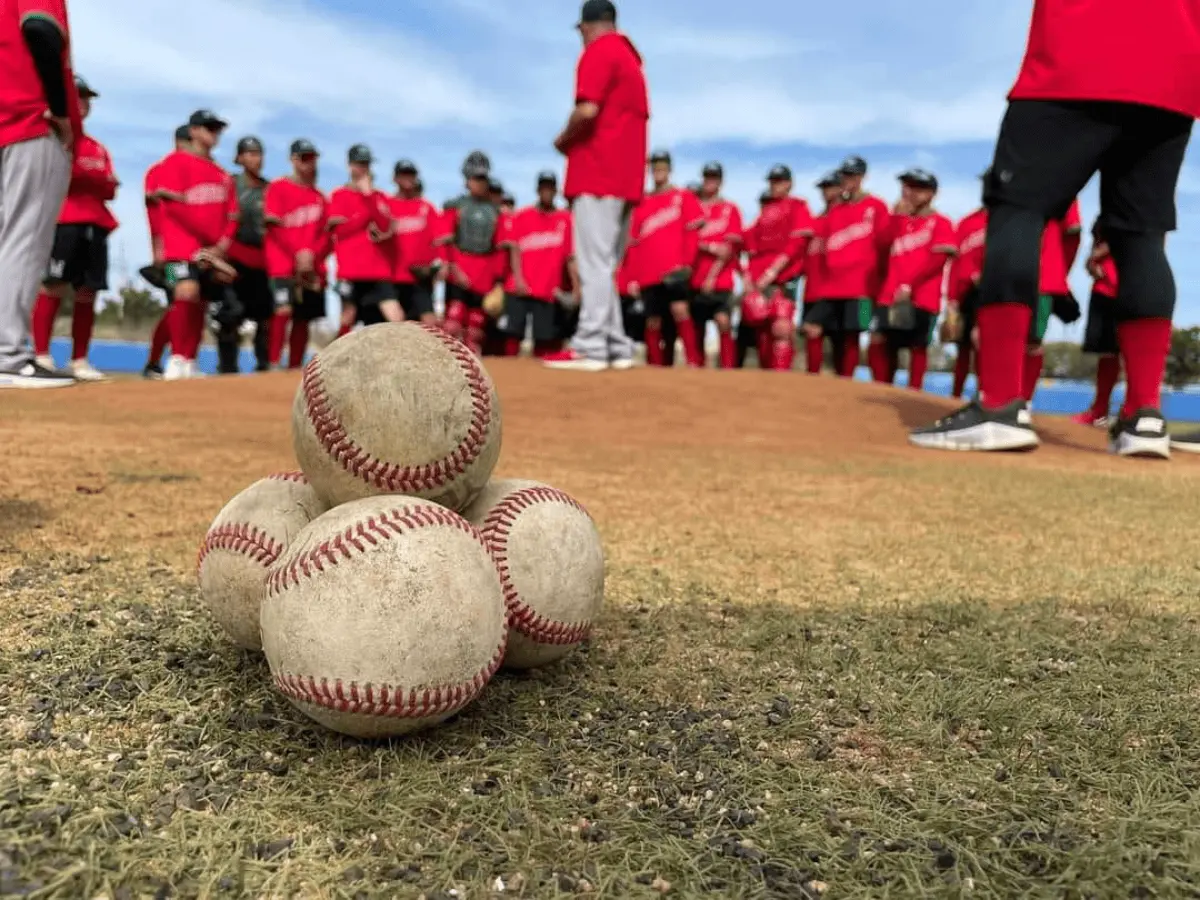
[0,0,78,388]
[545,0,648,372]
[910,0,1200,460]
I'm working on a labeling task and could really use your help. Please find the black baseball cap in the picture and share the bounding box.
[649,148,671,165]
[502,192,515,206]
[463,149,491,179]
[74,75,97,98]
[536,169,558,186]
[898,167,938,190]
[759,191,772,204]
[488,178,504,194]
[577,0,616,25]
[290,138,319,157]
[236,136,263,156]
[816,170,841,188]
[394,158,418,175]
[701,161,723,177]
[767,164,792,181]
[188,109,227,129]
[348,143,372,164]
[839,155,868,176]
[174,125,191,142]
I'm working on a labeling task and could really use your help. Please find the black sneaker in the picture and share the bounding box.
[909,399,1038,451]
[1170,430,1200,454]
[0,360,77,389]
[1108,407,1169,459]
[143,363,164,380]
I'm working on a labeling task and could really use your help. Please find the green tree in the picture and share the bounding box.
[1041,341,1095,380]
[1166,326,1200,390]
[96,284,164,328]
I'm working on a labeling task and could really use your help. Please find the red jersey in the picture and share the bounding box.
[878,211,957,314]
[563,32,649,203]
[59,133,117,231]
[440,203,502,295]
[691,197,743,293]
[263,177,329,280]
[143,160,165,252]
[802,214,829,303]
[154,150,238,263]
[0,0,81,149]
[821,194,890,300]
[628,187,704,287]
[387,195,438,283]
[328,185,394,282]
[949,208,988,303]
[1092,254,1118,298]
[500,205,573,301]
[1009,0,1200,121]
[1038,198,1082,295]
[743,195,813,286]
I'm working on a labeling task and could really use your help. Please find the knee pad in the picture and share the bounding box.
[770,317,793,340]
[1107,228,1174,320]
[445,299,467,325]
[771,297,796,323]
[977,204,1044,309]
[466,308,487,331]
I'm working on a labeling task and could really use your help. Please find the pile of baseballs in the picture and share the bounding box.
[196,322,605,738]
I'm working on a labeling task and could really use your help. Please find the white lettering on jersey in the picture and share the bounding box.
[891,223,935,257]
[959,227,986,255]
[280,202,323,228]
[639,195,683,239]
[519,221,567,252]
[184,182,228,205]
[825,221,873,253]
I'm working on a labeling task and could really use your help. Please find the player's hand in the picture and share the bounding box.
[628,281,640,299]
[711,243,732,260]
[44,112,74,152]
[970,271,982,286]
[367,223,386,242]
[895,285,912,302]
[515,275,531,296]
[295,249,315,274]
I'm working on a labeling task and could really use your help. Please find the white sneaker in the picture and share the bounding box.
[610,358,634,371]
[68,358,106,381]
[184,360,205,379]
[163,356,188,381]
[0,360,76,389]
[34,354,56,370]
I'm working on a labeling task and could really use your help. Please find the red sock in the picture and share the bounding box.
[503,336,522,356]
[169,299,202,361]
[756,329,773,368]
[976,303,1031,409]
[288,319,310,368]
[1092,355,1120,415]
[867,342,890,382]
[268,312,289,366]
[771,337,794,370]
[718,331,735,369]
[952,349,971,397]
[71,298,95,361]
[32,292,59,355]
[676,318,702,366]
[148,314,170,367]
[1118,317,1172,415]
[1022,350,1044,402]
[645,324,663,365]
[533,339,560,358]
[805,335,823,374]
[838,336,859,378]
[909,346,928,391]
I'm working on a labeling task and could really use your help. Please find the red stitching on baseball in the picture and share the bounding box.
[196,523,284,573]
[267,471,308,483]
[480,486,595,646]
[264,503,506,720]
[300,323,492,493]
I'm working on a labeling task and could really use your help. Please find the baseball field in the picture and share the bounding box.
[3,364,1200,899]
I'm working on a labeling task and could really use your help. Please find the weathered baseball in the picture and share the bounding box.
[464,479,604,669]
[261,495,508,738]
[292,322,502,512]
[196,472,327,651]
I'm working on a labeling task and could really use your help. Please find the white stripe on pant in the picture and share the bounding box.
[570,195,633,363]
[0,136,71,371]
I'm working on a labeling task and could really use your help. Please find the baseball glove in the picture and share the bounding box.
[482,284,505,318]
[194,248,238,284]
[1052,291,1081,324]
[940,306,963,343]
[138,264,167,291]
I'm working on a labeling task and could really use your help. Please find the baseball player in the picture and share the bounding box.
[800,171,850,375]
[140,124,192,379]
[946,174,989,398]
[616,237,644,345]
[733,190,771,367]
[328,144,397,333]
[387,159,439,327]
[1023,197,1083,402]
[30,75,116,382]
[690,161,743,369]
[1073,219,1122,426]
[223,135,272,373]
[263,139,330,369]
[0,0,80,388]
[869,169,957,390]
[497,170,575,358]
[152,109,239,381]
[627,149,705,366]
[437,150,504,354]
[741,164,813,371]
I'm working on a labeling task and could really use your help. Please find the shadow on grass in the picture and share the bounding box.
[0,497,47,543]
[4,560,1200,898]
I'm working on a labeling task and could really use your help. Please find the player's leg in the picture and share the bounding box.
[768,290,796,371]
[951,290,977,397]
[501,294,529,357]
[267,281,294,369]
[688,293,713,368]
[163,262,207,379]
[1021,294,1052,401]
[415,278,439,327]
[911,100,1113,450]
[529,299,559,358]
[443,284,468,341]
[801,301,830,374]
[1073,290,1120,424]
[33,223,76,368]
[838,299,871,378]
[238,267,273,373]
[670,288,702,367]
[642,285,666,366]
[463,291,487,355]
[288,286,325,369]
[867,304,892,382]
[906,312,936,391]
[372,282,404,324]
[620,293,644,350]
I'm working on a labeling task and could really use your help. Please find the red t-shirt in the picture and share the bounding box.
[59,133,117,231]
[328,185,394,282]
[821,194,891,300]
[878,211,957,313]
[691,197,743,293]
[563,32,649,202]
[743,195,813,285]
[501,206,573,301]
[1092,254,1118,298]
[0,0,81,149]
[949,208,988,303]
[1009,0,1200,120]
[263,177,329,280]
[154,150,238,263]
[628,187,704,287]
[802,214,828,303]
[1038,198,1082,295]
[388,195,438,283]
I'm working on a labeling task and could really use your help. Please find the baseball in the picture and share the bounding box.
[464,479,605,670]
[196,472,327,651]
[261,495,508,738]
[291,322,503,512]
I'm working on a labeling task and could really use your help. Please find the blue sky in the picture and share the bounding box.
[72,0,1200,332]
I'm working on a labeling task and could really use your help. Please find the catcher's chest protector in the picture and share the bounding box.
[453,196,499,254]
[235,174,266,247]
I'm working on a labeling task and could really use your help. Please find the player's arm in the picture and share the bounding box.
[914,217,958,286]
[19,10,69,123]
[1062,201,1082,273]
[214,175,239,254]
[555,46,607,152]
[681,192,704,267]
[156,161,210,243]
[263,183,303,264]
[326,190,373,239]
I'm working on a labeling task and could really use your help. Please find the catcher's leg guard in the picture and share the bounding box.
[755,325,774,369]
[466,308,487,355]
[216,326,240,374]
[443,299,467,339]
[769,301,796,371]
